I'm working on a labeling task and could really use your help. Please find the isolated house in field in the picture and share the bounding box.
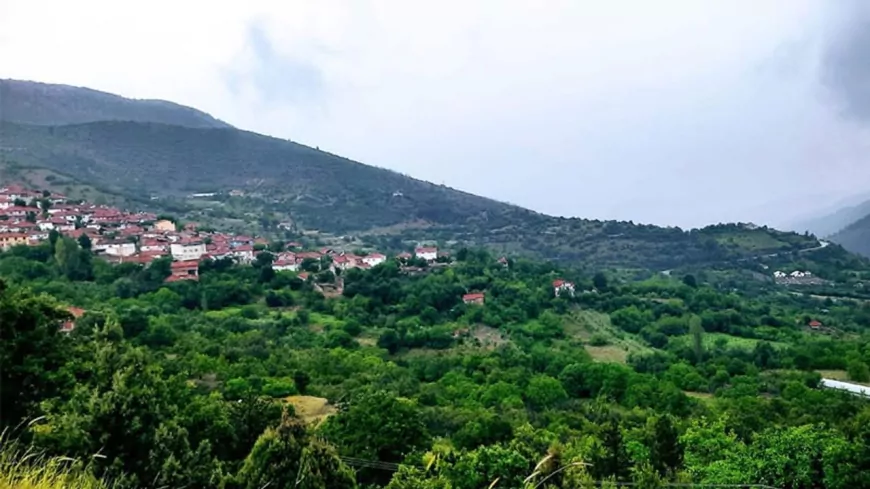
[809,319,823,330]
[166,260,199,282]
[463,292,485,305]
[170,240,206,261]
[415,246,438,261]
[553,279,575,297]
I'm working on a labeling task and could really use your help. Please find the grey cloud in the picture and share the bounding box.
[823,1,870,122]
[223,22,325,107]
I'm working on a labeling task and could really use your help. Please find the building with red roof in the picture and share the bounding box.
[463,292,485,305]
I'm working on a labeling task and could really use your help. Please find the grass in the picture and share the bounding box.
[0,437,107,489]
[565,309,651,363]
[669,332,784,351]
[715,231,787,251]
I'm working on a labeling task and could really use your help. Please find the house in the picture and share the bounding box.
[463,292,485,305]
[233,244,255,263]
[153,219,176,232]
[498,257,509,267]
[362,253,386,267]
[332,254,360,270]
[553,279,576,297]
[170,240,206,261]
[809,320,823,330]
[0,232,29,250]
[103,241,137,257]
[298,271,311,281]
[415,246,438,261]
[773,271,786,278]
[273,254,299,272]
[166,260,199,282]
[61,306,86,333]
[397,251,413,261]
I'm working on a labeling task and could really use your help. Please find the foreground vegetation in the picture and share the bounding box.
[3,238,870,488]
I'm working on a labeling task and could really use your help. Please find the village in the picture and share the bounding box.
[0,184,578,300]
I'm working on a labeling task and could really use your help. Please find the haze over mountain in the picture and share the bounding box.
[3,1,870,228]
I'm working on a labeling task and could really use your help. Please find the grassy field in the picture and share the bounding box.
[669,332,785,351]
[565,309,651,363]
[715,231,787,251]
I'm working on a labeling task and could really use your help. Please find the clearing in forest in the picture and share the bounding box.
[565,309,651,363]
[284,395,337,425]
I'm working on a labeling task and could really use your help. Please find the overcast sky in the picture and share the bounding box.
[2,1,870,228]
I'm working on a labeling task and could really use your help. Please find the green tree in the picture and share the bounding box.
[0,281,73,428]
[848,360,870,382]
[525,374,568,410]
[689,315,704,364]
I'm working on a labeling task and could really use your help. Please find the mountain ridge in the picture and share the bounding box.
[0,79,231,129]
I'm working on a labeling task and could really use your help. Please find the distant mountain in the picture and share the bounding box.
[0,79,231,129]
[0,80,855,271]
[788,193,870,238]
[830,213,870,257]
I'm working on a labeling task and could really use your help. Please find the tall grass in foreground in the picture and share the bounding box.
[0,435,108,489]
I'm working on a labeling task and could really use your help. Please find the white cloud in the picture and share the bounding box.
[1,0,868,227]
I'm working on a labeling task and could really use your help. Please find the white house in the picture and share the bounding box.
[415,246,438,261]
[553,279,575,297]
[170,241,206,261]
[773,271,786,278]
[103,241,137,257]
[362,253,386,267]
[232,245,255,264]
[273,255,299,271]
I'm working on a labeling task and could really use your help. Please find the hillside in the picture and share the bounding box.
[830,214,870,257]
[789,195,870,238]
[0,118,840,270]
[0,80,855,271]
[0,79,231,128]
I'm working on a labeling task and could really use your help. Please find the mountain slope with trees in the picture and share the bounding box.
[0,80,856,271]
[0,79,231,128]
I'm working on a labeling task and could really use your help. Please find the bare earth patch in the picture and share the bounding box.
[471,324,509,348]
[284,395,337,426]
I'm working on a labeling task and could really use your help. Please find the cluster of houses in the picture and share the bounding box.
[0,184,455,284]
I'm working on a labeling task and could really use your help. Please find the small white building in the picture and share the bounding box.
[362,253,386,267]
[232,245,255,264]
[820,378,870,398]
[170,241,206,261]
[415,246,438,261]
[553,279,575,297]
[103,242,137,257]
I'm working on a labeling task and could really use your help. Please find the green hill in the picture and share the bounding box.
[830,213,870,257]
[0,79,230,128]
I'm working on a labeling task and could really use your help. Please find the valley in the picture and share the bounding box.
[3,79,870,489]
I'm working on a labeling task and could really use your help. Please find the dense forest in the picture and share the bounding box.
[3,235,870,488]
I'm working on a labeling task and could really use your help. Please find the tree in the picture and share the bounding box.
[236,410,353,489]
[54,236,92,281]
[682,274,697,288]
[593,272,609,291]
[646,415,681,477]
[293,370,311,394]
[0,281,73,428]
[525,374,568,410]
[689,315,704,364]
[848,360,870,383]
[77,233,92,250]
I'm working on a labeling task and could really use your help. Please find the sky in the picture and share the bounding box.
[2,0,870,228]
